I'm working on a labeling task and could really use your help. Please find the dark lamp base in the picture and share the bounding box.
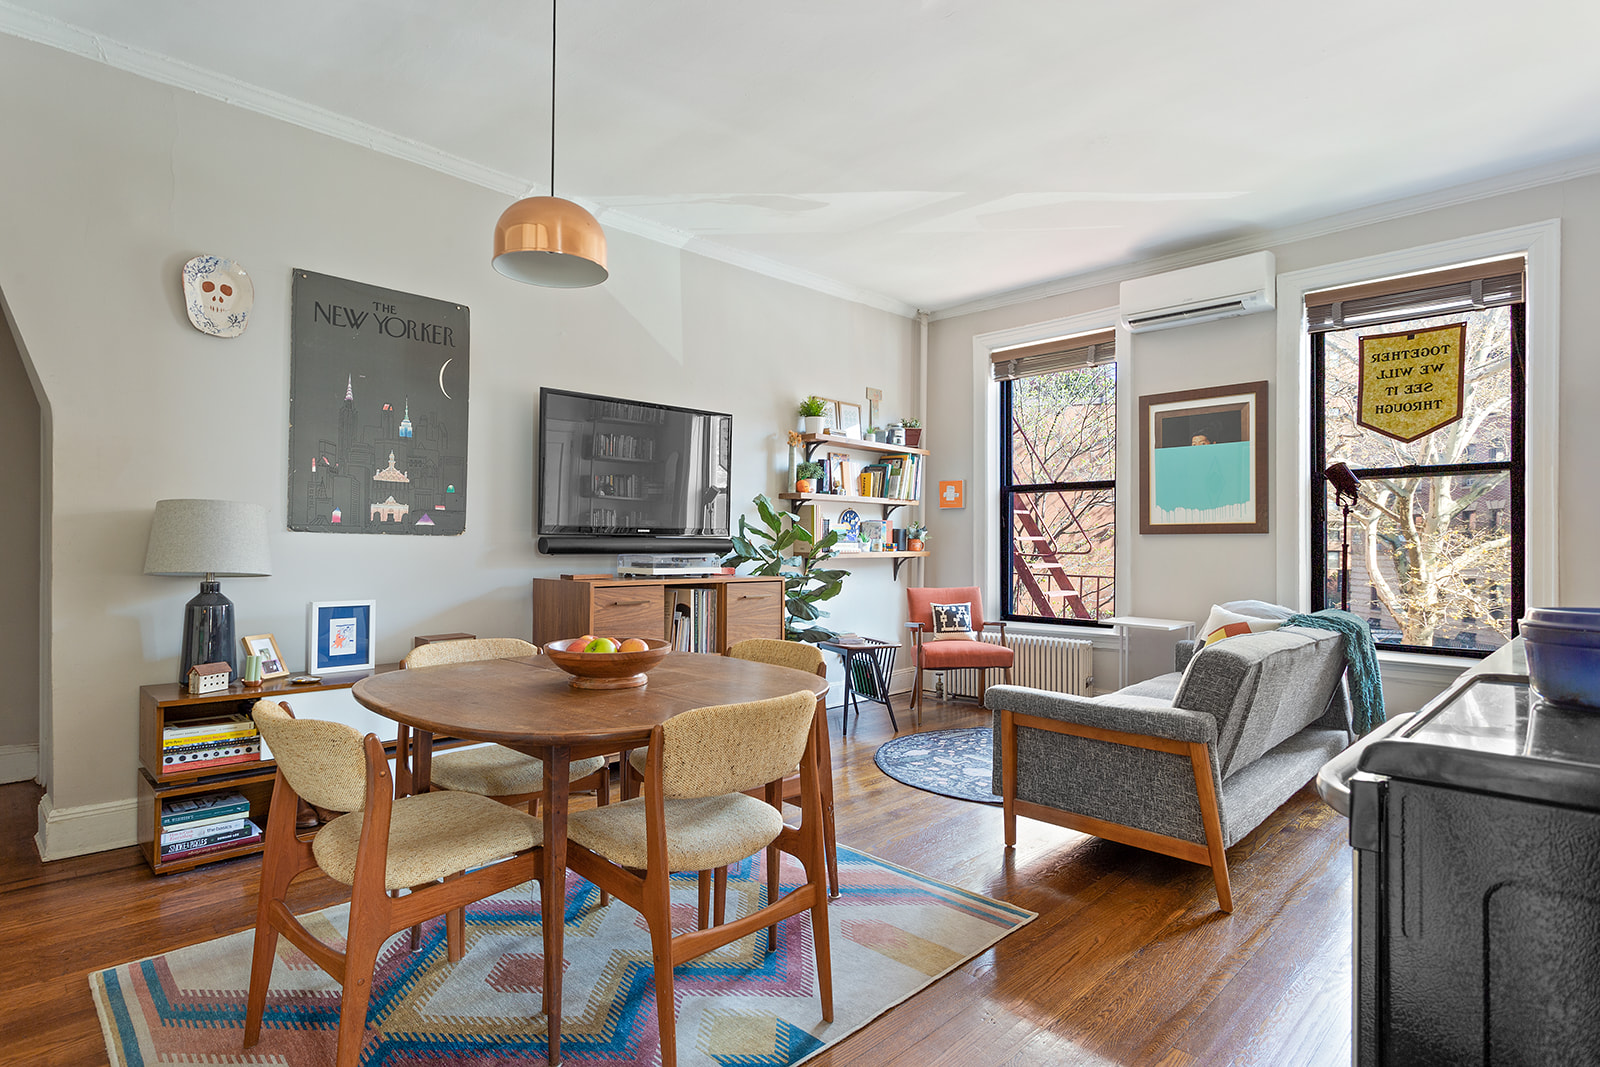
[179,579,238,684]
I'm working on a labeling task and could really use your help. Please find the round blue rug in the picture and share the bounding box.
[873,728,1001,805]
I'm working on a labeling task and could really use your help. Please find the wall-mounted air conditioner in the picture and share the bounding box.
[1119,250,1276,333]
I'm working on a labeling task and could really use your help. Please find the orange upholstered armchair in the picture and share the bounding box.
[906,586,1013,724]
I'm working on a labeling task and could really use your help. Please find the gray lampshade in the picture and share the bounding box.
[143,499,272,577]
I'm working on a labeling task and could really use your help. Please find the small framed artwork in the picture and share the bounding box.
[240,633,289,680]
[1139,380,1269,534]
[834,401,863,439]
[307,600,377,674]
[827,452,852,495]
[937,480,965,509]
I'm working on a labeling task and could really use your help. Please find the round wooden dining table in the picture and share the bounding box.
[352,650,830,1066]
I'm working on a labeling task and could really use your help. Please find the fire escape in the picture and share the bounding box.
[1010,423,1100,620]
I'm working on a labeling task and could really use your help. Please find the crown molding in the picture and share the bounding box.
[928,150,1600,321]
[0,6,918,319]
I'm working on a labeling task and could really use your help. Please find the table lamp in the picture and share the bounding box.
[143,499,272,683]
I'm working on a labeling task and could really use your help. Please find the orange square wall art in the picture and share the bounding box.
[937,480,964,509]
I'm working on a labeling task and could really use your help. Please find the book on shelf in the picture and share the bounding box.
[162,713,257,746]
[160,738,262,771]
[160,815,251,846]
[158,819,262,858]
[161,790,251,828]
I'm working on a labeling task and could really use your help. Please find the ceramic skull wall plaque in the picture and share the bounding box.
[182,255,254,337]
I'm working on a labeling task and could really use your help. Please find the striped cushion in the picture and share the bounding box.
[1200,604,1283,647]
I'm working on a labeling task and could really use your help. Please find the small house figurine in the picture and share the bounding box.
[187,661,233,694]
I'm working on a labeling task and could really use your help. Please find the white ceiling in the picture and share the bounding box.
[7,0,1600,316]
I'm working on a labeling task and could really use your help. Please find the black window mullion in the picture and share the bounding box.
[1510,301,1527,636]
[1311,332,1329,609]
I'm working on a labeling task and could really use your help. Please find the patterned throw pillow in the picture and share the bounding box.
[1200,603,1283,647]
[931,602,975,641]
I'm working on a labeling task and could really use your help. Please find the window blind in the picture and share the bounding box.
[991,328,1116,381]
[1305,256,1524,334]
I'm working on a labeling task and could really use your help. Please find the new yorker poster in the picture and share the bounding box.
[288,270,469,534]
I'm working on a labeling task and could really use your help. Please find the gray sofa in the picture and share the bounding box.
[986,623,1355,912]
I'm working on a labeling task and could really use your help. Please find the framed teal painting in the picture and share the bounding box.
[1139,380,1268,534]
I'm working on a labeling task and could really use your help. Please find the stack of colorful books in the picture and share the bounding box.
[158,790,262,861]
[160,713,261,772]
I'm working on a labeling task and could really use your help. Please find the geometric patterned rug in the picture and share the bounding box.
[92,845,1033,1066]
[874,728,1003,805]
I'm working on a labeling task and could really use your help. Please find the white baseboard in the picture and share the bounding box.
[35,791,139,861]
[0,743,39,784]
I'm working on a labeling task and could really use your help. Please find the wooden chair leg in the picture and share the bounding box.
[697,870,712,930]
[333,909,387,1067]
[446,903,466,962]
[713,866,728,926]
[648,909,679,1067]
[1188,741,1233,913]
[911,658,923,724]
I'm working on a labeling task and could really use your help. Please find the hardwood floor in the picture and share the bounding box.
[0,694,1354,1066]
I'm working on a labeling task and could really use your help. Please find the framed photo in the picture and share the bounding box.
[1139,380,1269,534]
[833,401,862,439]
[240,633,289,680]
[826,452,852,495]
[817,400,839,435]
[307,600,377,673]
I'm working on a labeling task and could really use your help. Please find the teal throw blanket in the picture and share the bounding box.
[1285,609,1386,735]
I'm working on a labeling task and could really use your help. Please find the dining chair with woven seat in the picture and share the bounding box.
[401,638,610,812]
[623,638,840,913]
[723,638,839,900]
[244,700,544,1067]
[565,689,833,1067]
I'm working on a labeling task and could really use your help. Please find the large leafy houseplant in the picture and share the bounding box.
[723,494,846,642]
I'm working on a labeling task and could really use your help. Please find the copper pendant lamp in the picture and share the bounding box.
[492,0,607,287]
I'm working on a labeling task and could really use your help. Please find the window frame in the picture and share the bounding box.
[1308,302,1526,657]
[1273,221,1559,667]
[998,365,1117,627]
[970,310,1127,638]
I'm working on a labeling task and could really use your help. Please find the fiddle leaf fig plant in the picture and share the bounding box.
[723,494,846,643]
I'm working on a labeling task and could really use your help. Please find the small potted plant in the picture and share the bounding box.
[798,396,829,435]
[865,425,883,442]
[902,417,922,448]
[906,521,928,552]
[794,460,825,494]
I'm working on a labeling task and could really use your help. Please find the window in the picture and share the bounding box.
[1308,257,1525,655]
[994,330,1116,623]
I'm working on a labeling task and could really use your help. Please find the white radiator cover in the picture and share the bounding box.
[933,632,1093,698]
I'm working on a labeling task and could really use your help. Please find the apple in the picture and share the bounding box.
[583,637,619,654]
[569,634,596,651]
[618,637,649,652]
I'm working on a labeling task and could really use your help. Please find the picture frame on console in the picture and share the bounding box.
[1138,380,1269,534]
[239,633,289,680]
[307,600,377,673]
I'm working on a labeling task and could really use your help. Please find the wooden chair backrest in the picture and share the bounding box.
[655,689,818,799]
[906,586,985,633]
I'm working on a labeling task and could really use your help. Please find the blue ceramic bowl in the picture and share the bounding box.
[1524,612,1600,709]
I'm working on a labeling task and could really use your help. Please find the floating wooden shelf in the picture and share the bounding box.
[799,433,927,458]
[779,492,920,509]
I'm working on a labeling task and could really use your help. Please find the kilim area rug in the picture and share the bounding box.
[92,845,1033,1066]
[874,728,1002,805]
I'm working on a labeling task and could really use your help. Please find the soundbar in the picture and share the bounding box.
[537,535,734,556]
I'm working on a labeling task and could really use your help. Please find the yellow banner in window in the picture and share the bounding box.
[1357,323,1466,443]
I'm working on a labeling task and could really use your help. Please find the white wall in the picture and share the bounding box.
[0,36,917,855]
[930,173,1600,713]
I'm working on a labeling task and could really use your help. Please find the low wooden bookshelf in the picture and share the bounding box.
[136,667,401,875]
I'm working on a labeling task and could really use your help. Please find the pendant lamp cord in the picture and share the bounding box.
[549,0,558,198]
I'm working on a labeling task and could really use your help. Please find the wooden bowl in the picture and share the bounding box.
[542,637,671,689]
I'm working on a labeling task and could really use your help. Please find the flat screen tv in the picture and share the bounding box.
[537,387,734,555]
